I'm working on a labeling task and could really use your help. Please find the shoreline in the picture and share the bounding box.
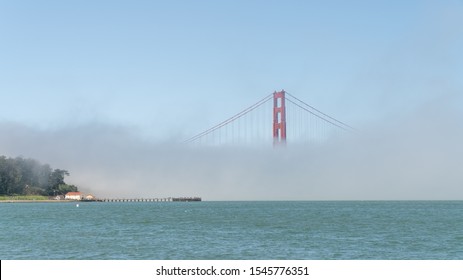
[0,199,76,203]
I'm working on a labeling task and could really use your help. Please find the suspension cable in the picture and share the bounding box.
[285,97,351,131]
[286,92,355,131]
[183,93,273,143]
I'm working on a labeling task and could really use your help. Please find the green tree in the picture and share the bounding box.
[58,184,78,194]
[0,156,22,195]
[0,156,77,196]
[47,169,70,195]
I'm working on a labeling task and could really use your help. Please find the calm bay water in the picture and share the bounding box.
[1,201,462,259]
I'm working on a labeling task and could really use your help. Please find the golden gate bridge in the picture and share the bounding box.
[184,90,354,146]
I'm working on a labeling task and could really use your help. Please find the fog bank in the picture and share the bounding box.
[1,100,463,200]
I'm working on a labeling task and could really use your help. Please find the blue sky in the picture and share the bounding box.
[1,0,462,140]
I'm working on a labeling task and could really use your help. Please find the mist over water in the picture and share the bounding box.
[1,96,463,200]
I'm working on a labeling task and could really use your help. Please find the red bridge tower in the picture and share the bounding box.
[273,90,286,145]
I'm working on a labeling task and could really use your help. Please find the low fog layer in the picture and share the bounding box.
[1,99,462,200]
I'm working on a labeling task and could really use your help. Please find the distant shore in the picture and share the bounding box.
[0,195,84,203]
[0,196,202,203]
[0,199,76,203]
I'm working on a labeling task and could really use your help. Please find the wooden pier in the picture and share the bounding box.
[100,197,201,203]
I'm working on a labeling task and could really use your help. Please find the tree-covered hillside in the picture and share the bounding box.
[0,156,77,196]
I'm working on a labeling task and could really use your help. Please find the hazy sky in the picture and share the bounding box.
[1,1,463,200]
[1,0,462,135]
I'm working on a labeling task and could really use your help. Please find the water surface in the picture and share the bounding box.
[1,201,462,259]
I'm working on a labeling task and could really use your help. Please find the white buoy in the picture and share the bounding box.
[76,204,79,207]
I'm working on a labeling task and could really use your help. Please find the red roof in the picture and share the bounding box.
[65,192,82,196]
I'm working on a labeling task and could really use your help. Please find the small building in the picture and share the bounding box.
[65,192,83,200]
[85,194,96,201]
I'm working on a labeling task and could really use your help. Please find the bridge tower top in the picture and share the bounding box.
[273,90,287,145]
